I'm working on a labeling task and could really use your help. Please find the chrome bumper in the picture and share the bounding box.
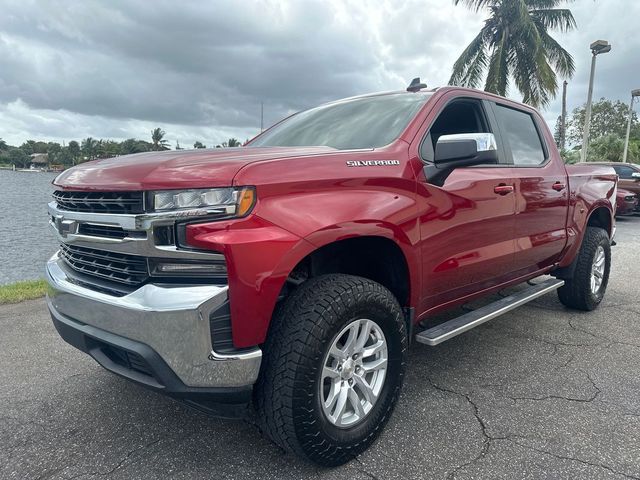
[46,252,261,389]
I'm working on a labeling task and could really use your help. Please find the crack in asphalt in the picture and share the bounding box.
[0,415,72,478]
[64,439,162,479]
[424,377,501,480]
[567,319,640,350]
[560,351,577,368]
[353,458,382,480]
[508,439,640,480]
[423,371,637,480]
[506,332,600,366]
[506,370,601,404]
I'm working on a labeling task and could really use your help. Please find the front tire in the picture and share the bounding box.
[557,226,611,311]
[255,274,407,466]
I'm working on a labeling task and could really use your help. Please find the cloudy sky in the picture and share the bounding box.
[0,0,638,148]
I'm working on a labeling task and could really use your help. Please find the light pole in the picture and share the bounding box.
[581,40,612,162]
[622,89,640,163]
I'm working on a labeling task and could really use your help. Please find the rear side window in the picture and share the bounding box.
[495,105,545,166]
[613,165,636,179]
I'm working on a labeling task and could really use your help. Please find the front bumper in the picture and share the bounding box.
[616,200,638,216]
[46,253,262,410]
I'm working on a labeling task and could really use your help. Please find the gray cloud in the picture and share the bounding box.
[0,0,393,131]
[0,0,638,147]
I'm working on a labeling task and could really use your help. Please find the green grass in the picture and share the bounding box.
[0,279,49,304]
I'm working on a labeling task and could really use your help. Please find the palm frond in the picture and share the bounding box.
[533,47,557,106]
[512,40,556,108]
[449,29,489,88]
[531,8,576,31]
[536,26,575,77]
[484,33,509,95]
[515,0,542,44]
[525,0,573,9]
[453,0,498,12]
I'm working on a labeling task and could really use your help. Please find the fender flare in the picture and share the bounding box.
[270,219,421,307]
[554,202,613,280]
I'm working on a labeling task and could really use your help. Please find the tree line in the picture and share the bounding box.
[0,127,243,168]
[555,98,640,164]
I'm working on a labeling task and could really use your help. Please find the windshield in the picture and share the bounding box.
[250,93,430,150]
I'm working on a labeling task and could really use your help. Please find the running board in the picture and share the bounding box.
[415,278,564,346]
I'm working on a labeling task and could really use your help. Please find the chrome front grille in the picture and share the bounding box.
[77,223,129,239]
[59,243,149,286]
[53,191,144,214]
[49,197,228,298]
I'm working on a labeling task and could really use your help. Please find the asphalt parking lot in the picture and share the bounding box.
[2,217,639,480]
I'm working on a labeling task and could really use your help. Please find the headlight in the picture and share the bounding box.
[625,195,635,201]
[151,187,256,217]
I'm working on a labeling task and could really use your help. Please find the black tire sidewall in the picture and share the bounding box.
[306,299,405,447]
[586,231,611,307]
[273,276,407,463]
[558,226,611,311]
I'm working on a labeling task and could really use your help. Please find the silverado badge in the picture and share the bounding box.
[346,160,400,167]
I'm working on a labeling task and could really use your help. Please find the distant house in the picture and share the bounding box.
[30,153,49,169]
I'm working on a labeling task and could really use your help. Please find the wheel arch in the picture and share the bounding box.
[586,204,613,237]
[553,203,613,280]
[284,235,413,307]
[260,220,421,346]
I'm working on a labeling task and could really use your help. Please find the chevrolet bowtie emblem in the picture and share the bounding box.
[54,216,78,238]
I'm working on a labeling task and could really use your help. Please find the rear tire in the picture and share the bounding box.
[557,226,611,311]
[255,274,407,466]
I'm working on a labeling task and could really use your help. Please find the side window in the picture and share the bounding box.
[421,100,491,162]
[495,105,546,166]
[613,165,635,179]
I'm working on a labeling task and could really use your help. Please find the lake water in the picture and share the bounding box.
[0,170,59,285]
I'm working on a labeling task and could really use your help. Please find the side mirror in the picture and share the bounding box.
[434,133,498,168]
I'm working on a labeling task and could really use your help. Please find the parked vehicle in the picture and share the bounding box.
[583,161,640,212]
[46,81,617,466]
[616,188,638,216]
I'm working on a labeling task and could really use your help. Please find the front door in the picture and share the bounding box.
[415,98,517,312]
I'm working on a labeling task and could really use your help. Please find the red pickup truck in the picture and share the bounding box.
[46,82,617,466]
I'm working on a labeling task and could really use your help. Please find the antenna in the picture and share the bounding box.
[407,77,427,92]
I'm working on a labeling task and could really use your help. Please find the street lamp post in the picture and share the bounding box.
[622,89,640,163]
[581,40,612,162]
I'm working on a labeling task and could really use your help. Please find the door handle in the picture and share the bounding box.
[552,182,566,191]
[494,184,514,195]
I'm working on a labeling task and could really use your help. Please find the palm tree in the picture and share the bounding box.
[68,140,80,164]
[449,0,576,108]
[216,138,242,148]
[151,128,170,151]
[81,137,98,161]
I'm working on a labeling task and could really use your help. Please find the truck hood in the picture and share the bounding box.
[53,146,336,191]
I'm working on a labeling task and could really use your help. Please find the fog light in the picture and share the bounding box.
[150,260,227,277]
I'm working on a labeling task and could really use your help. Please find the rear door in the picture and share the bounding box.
[490,102,569,276]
